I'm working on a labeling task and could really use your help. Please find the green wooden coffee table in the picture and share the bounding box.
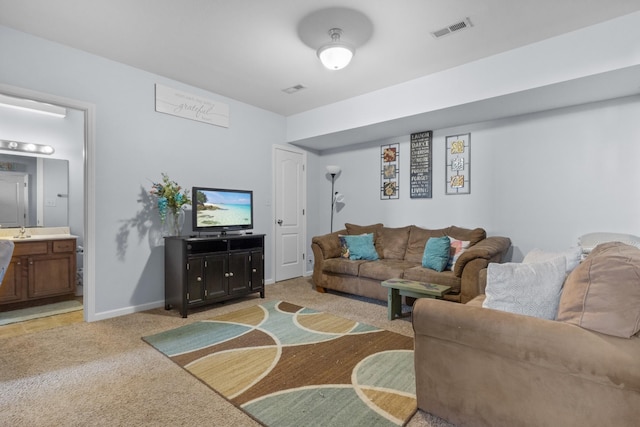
[381,278,451,320]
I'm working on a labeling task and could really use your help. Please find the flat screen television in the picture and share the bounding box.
[192,187,253,234]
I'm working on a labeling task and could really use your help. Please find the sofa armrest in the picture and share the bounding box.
[453,236,511,277]
[311,229,346,291]
[412,298,640,392]
[311,229,346,260]
[450,236,509,303]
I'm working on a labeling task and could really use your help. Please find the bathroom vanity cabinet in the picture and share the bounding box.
[0,237,77,306]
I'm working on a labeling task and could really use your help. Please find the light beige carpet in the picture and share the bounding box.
[0,277,455,427]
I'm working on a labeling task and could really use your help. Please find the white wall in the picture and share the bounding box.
[0,25,286,320]
[307,95,640,269]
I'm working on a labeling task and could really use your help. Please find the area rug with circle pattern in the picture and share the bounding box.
[143,300,416,426]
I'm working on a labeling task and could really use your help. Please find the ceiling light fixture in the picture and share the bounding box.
[0,93,67,118]
[0,139,55,155]
[317,28,354,70]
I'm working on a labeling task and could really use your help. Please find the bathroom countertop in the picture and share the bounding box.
[0,227,77,241]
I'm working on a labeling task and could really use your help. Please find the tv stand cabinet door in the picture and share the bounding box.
[228,251,250,295]
[250,249,264,293]
[204,253,229,300]
[186,257,205,305]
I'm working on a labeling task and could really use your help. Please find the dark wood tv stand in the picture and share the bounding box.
[164,234,265,318]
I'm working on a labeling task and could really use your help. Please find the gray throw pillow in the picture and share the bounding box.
[483,256,566,320]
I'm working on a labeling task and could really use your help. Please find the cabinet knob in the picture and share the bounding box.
[229,272,234,277]
[196,276,202,282]
[225,273,229,278]
[252,268,257,273]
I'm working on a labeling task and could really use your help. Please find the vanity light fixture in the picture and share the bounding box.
[0,93,67,118]
[0,139,55,155]
[317,28,354,70]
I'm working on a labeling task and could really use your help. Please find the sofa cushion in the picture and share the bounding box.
[446,226,486,246]
[422,237,451,272]
[379,226,412,260]
[405,226,447,263]
[557,242,640,338]
[359,259,417,281]
[322,258,368,276]
[403,266,461,293]
[341,233,379,260]
[345,223,384,258]
[482,256,566,320]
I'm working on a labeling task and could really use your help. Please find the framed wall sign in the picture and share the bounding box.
[445,133,470,195]
[380,143,399,199]
[155,84,230,128]
[410,130,432,198]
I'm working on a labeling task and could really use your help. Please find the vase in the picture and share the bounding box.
[165,209,185,236]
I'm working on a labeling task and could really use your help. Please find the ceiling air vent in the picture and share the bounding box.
[431,18,473,39]
[282,84,306,94]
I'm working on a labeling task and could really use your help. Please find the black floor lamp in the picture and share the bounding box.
[326,165,343,232]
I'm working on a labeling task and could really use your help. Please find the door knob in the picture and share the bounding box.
[277,219,283,225]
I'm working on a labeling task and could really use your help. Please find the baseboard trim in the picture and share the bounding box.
[92,300,165,322]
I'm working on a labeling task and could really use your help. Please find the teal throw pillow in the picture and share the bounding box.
[422,236,451,272]
[342,233,379,261]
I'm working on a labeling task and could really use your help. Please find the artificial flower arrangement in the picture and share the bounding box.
[150,173,191,233]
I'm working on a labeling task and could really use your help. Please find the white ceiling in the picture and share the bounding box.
[2,0,640,118]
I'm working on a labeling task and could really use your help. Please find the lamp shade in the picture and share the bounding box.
[317,28,354,70]
[326,165,341,175]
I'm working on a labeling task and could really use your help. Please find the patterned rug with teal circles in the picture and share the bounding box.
[143,300,417,426]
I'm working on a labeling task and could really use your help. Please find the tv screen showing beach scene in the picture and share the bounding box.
[193,187,253,231]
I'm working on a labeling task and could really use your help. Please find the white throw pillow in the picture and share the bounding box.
[482,256,566,320]
[523,247,582,274]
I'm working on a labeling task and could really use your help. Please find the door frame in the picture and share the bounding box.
[0,83,97,322]
[271,144,307,282]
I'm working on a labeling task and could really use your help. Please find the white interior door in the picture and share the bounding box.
[274,146,305,281]
[0,171,27,228]
[42,157,69,227]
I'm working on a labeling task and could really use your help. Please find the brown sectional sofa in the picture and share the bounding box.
[413,242,640,426]
[311,223,511,304]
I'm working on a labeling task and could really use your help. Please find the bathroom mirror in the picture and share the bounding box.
[0,153,69,228]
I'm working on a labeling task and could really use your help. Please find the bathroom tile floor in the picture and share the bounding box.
[0,302,84,339]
